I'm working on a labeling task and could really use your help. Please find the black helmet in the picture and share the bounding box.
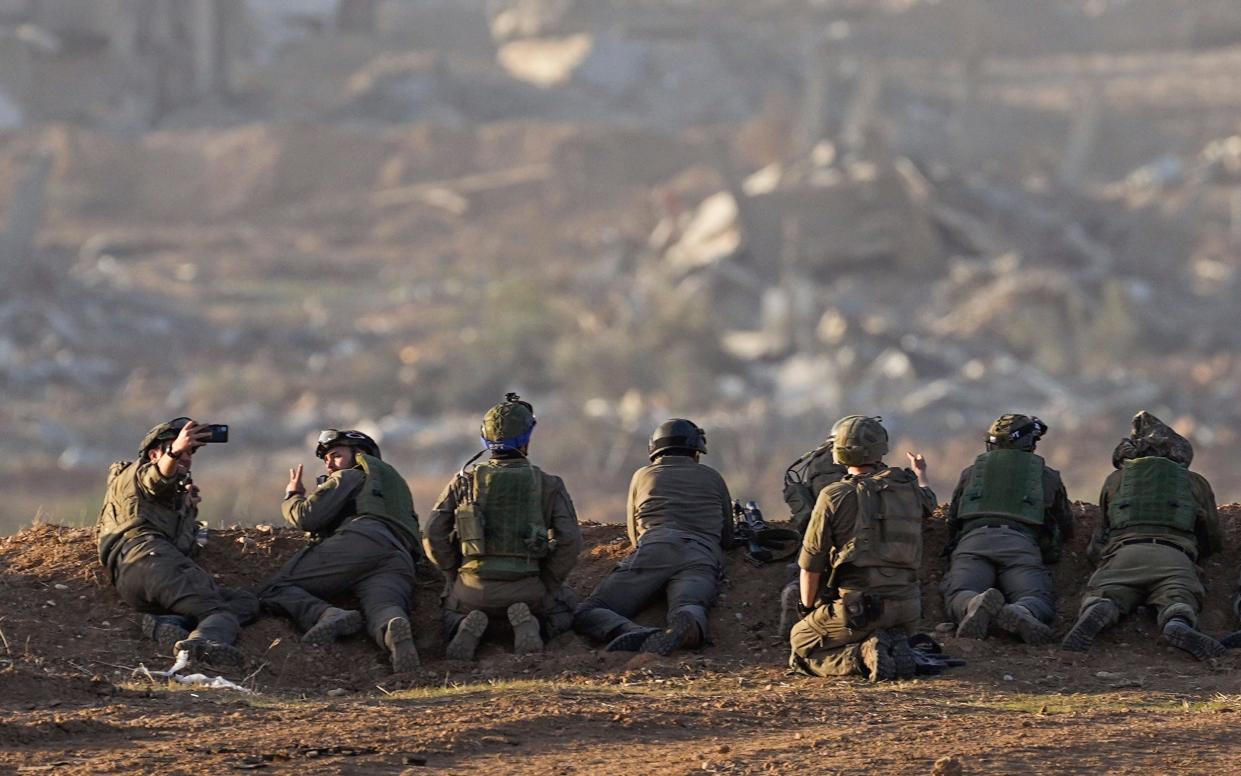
[648,418,707,461]
[315,429,381,459]
[140,416,193,456]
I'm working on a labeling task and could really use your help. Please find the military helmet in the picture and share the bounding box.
[139,416,192,456]
[986,413,1047,451]
[831,415,888,466]
[648,418,707,461]
[315,429,381,459]
[481,393,537,451]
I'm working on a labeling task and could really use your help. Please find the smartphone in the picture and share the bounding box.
[202,424,229,443]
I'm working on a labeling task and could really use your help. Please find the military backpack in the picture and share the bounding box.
[825,467,924,591]
[783,443,847,535]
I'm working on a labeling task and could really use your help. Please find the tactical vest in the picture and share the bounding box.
[784,445,848,536]
[826,467,923,592]
[353,453,421,543]
[456,459,553,580]
[95,460,196,573]
[1107,456,1196,537]
[958,449,1045,529]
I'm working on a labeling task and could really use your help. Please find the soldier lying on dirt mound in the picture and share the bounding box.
[96,418,258,668]
[259,429,421,673]
[1062,411,1227,660]
[788,416,938,681]
[940,414,1073,645]
[573,418,733,655]
[424,394,583,660]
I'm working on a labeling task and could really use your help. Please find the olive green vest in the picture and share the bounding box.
[353,453,420,543]
[96,460,196,573]
[958,449,1045,529]
[456,459,553,580]
[826,467,923,591]
[1108,456,1195,538]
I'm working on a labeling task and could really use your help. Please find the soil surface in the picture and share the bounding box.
[3,507,1241,774]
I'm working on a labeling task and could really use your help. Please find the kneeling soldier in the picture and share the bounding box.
[1062,411,1225,659]
[97,418,258,667]
[789,416,936,681]
[941,414,1072,644]
[424,394,583,660]
[259,429,421,673]
[573,418,733,655]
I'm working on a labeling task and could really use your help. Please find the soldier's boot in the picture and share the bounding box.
[859,630,896,682]
[1162,617,1227,661]
[886,630,917,680]
[956,588,1004,640]
[140,614,191,650]
[604,624,660,652]
[1060,599,1119,653]
[445,610,488,661]
[383,617,420,673]
[777,583,800,641]
[173,636,244,668]
[302,607,364,646]
[641,611,699,656]
[995,604,1055,645]
[1220,630,1241,649]
[508,603,544,655]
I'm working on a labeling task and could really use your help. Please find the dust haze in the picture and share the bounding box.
[4,0,1241,534]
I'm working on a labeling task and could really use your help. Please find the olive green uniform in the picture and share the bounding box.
[424,453,583,640]
[573,455,733,644]
[789,466,936,677]
[259,456,421,648]
[97,460,258,646]
[1079,464,1221,628]
[941,456,1073,625]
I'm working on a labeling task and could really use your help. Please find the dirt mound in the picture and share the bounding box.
[2,510,1239,699]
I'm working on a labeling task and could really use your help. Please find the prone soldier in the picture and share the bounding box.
[940,414,1073,644]
[96,418,258,667]
[1061,411,1226,660]
[259,429,421,673]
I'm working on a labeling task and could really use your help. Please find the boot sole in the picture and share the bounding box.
[141,614,190,650]
[605,628,659,652]
[508,603,544,655]
[446,610,488,661]
[862,631,896,682]
[302,609,365,646]
[385,617,421,673]
[1163,622,1227,661]
[887,630,917,679]
[995,604,1054,645]
[956,588,1004,640]
[1060,602,1116,652]
[641,613,697,656]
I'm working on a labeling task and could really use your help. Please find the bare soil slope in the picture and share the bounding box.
[3,507,1241,774]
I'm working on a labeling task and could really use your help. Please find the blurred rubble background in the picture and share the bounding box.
[4,0,1241,532]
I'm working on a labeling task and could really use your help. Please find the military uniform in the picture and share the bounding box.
[97,458,258,658]
[1063,411,1225,659]
[424,453,583,646]
[790,465,936,677]
[940,442,1073,642]
[573,453,733,651]
[260,451,421,656]
[778,441,848,638]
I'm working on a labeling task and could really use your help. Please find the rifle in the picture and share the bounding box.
[732,499,793,567]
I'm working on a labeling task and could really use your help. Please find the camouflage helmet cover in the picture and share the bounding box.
[481,393,537,450]
[1111,410,1193,468]
[831,415,889,466]
[987,413,1047,451]
[139,416,192,456]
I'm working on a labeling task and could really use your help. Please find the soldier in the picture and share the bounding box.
[259,429,421,673]
[789,416,936,681]
[940,414,1073,644]
[1061,411,1225,660]
[424,394,583,660]
[778,430,849,638]
[96,418,258,667]
[573,419,733,655]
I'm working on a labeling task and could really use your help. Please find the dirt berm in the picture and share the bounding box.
[4,507,1241,774]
